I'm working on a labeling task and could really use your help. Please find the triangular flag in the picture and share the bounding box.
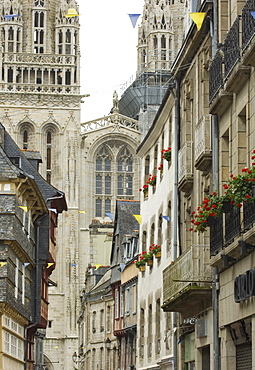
[105,212,114,221]
[48,208,57,214]
[95,264,102,270]
[128,14,141,28]
[70,263,77,267]
[133,214,142,224]
[4,14,20,21]
[65,8,80,18]
[0,262,7,267]
[19,206,28,212]
[162,216,170,222]
[189,12,206,30]
[251,11,255,19]
[47,263,54,268]
[78,210,86,214]
[23,263,30,267]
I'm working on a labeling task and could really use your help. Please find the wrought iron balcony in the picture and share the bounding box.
[194,115,212,171]
[209,50,223,103]
[243,200,255,231]
[210,215,223,256]
[224,17,241,80]
[210,202,255,259]
[178,141,193,193]
[242,0,255,51]
[225,206,241,244]
[162,245,212,312]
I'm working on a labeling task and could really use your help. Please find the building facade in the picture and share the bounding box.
[0,124,67,369]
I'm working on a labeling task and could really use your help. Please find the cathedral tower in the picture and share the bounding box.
[0,0,82,368]
[119,0,185,134]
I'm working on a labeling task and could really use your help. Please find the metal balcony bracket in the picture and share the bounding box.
[238,240,255,255]
[221,254,236,268]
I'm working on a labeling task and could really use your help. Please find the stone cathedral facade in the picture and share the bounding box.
[0,0,184,368]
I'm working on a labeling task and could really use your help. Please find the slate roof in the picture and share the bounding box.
[0,124,67,212]
[110,199,140,264]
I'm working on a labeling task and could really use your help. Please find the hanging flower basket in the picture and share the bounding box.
[147,259,153,266]
[155,251,161,258]
[139,266,146,272]
[161,147,171,162]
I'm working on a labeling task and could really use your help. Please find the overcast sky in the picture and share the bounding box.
[79,0,144,122]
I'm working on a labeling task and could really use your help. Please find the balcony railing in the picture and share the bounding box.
[194,115,212,170]
[4,53,77,66]
[243,201,255,230]
[210,215,223,256]
[242,0,255,51]
[162,245,211,312]
[0,82,80,94]
[225,206,241,244]
[210,0,255,103]
[178,141,193,193]
[210,201,255,256]
[224,17,241,79]
[209,50,223,103]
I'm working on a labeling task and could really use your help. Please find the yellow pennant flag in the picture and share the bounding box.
[78,210,86,214]
[65,8,80,18]
[133,214,142,224]
[0,262,7,268]
[95,264,102,270]
[189,12,206,30]
[47,263,54,268]
[19,206,28,212]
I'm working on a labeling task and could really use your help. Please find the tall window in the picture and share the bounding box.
[117,147,133,196]
[33,2,45,53]
[46,131,52,183]
[23,130,28,149]
[94,144,135,218]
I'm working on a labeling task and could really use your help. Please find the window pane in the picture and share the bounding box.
[118,175,123,195]
[96,158,102,171]
[105,199,111,213]
[118,160,123,171]
[96,199,102,217]
[96,175,102,194]
[105,158,111,171]
[105,175,111,195]
[127,159,133,172]
[126,175,133,195]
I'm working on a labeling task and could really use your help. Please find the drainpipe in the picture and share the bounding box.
[24,214,48,370]
[211,0,220,368]
[169,76,180,370]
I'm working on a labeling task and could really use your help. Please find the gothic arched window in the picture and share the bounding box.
[95,146,112,217]
[117,148,133,196]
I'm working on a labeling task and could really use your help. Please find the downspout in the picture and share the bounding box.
[24,214,47,370]
[170,76,180,370]
[211,0,220,367]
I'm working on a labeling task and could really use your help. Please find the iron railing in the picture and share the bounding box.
[242,0,255,51]
[243,201,255,230]
[209,50,223,103]
[225,206,241,244]
[224,17,241,79]
[210,215,223,256]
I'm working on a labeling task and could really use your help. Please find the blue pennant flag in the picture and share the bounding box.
[251,11,255,19]
[4,14,20,21]
[162,215,170,222]
[128,14,141,28]
[105,212,114,221]
[177,336,183,344]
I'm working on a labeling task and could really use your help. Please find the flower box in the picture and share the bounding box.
[139,266,146,272]
[155,251,161,258]
[147,259,153,266]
